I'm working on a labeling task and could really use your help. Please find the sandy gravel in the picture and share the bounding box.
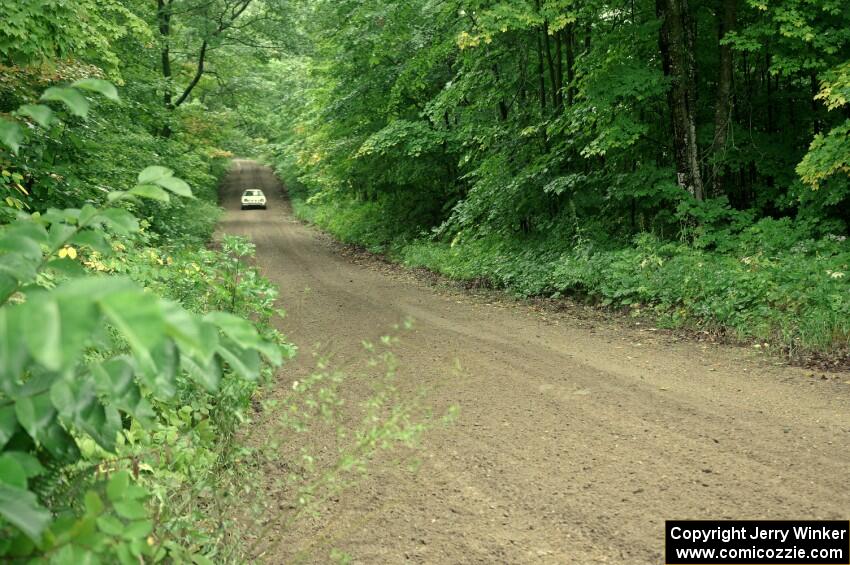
[218,160,850,564]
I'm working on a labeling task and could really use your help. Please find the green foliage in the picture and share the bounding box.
[0,79,292,561]
[0,0,150,71]
[0,168,285,558]
[295,193,850,357]
[252,0,850,358]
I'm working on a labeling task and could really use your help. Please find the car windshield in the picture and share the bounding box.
[244,190,261,196]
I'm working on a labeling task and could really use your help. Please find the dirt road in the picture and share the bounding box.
[219,160,850,564]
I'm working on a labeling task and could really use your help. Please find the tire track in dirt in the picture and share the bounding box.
[218,160,850,564]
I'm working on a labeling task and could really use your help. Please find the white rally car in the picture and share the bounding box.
[240,189,267,210]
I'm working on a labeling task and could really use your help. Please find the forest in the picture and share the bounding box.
[268,0,850,360]
[0,0,849,562]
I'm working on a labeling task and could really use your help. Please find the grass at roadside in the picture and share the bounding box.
[290,194,850,365]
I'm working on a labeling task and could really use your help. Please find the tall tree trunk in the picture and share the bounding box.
[492,63,509,121]
[566,22,576,106]
[157,0,173,109]
[554,29,564,109]
[533,0,558,114]
[157,0,174,137]
[765,52,774,134]
[542,22,557,110]
[810,72,820,135]
[535,27,550,151]
[536,28,548,116]
[657,0,705,200]
[710,0,736,196]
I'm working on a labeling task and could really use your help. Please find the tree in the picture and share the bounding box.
[156,0,257,111]
[657,0,704,201]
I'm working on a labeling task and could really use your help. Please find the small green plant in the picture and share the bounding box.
[220,234,257,313]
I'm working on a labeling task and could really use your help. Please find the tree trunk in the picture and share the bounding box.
[542,22,557,110]
[157,0,173,109]
[554,29,564,109]
[535,27,550,150]
[811,72,820,135]
[657,0,705,200]
[534,0,558,111]
[535,28,548,115]
[566,22,576,106]
[493,63,509,121]
[766,52,774,134]
[710,0,736,196]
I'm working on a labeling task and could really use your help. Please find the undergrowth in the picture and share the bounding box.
[290,192,850,362]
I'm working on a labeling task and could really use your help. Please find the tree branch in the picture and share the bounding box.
[174,40,209,107]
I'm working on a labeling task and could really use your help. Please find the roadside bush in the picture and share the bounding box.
[0,81,289,562]
[294,194,850,357]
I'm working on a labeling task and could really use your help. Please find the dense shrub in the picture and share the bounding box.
[295,195,850,356]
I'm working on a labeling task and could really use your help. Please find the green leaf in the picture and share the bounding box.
[0,273,16,303]
[50,374,120,449]
[5,220,49,246]
[122,519,153,540]
[137,166,173,185]
[156,176,192,198]
[99,290,165,354]
[40,87,90,118]
[71,230,111,254]
[21,297,61,370]
[97,514,124,536]
[181,354,221,392]
[216,338,261,381]
[3,452,43,479]
[129,184,170,202]
[52,544,101,565]
[139,340,178,400]
[47,222,77,249]
[22,293,99,371]
[162,303,218,362]
[0,119,23,154]
[204,311,262,349]
[50,377,95,422]
[38,420,80,461]
[107,471,130,503]
[113,500,147,521]
[91,358,154,423]
[46,258,87,277]
[71,79,119,102]
[0,454,27,488]
[17,104,53,128]
[14,394,56,443]
[79,204,98,225]
[0,483,51,541]
[58,275,135,302]
[125,485,147,500]
[84,491,104,516]
[205,311,282,365]
[96,208,139,234]
[0,253,39,288]
[80,404,121,451]
[0,308,29,392]
[0,406,18,450]
[0,234,42,262]
[15,372,54,399]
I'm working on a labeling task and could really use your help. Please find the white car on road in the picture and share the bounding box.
[241,189,267,210]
